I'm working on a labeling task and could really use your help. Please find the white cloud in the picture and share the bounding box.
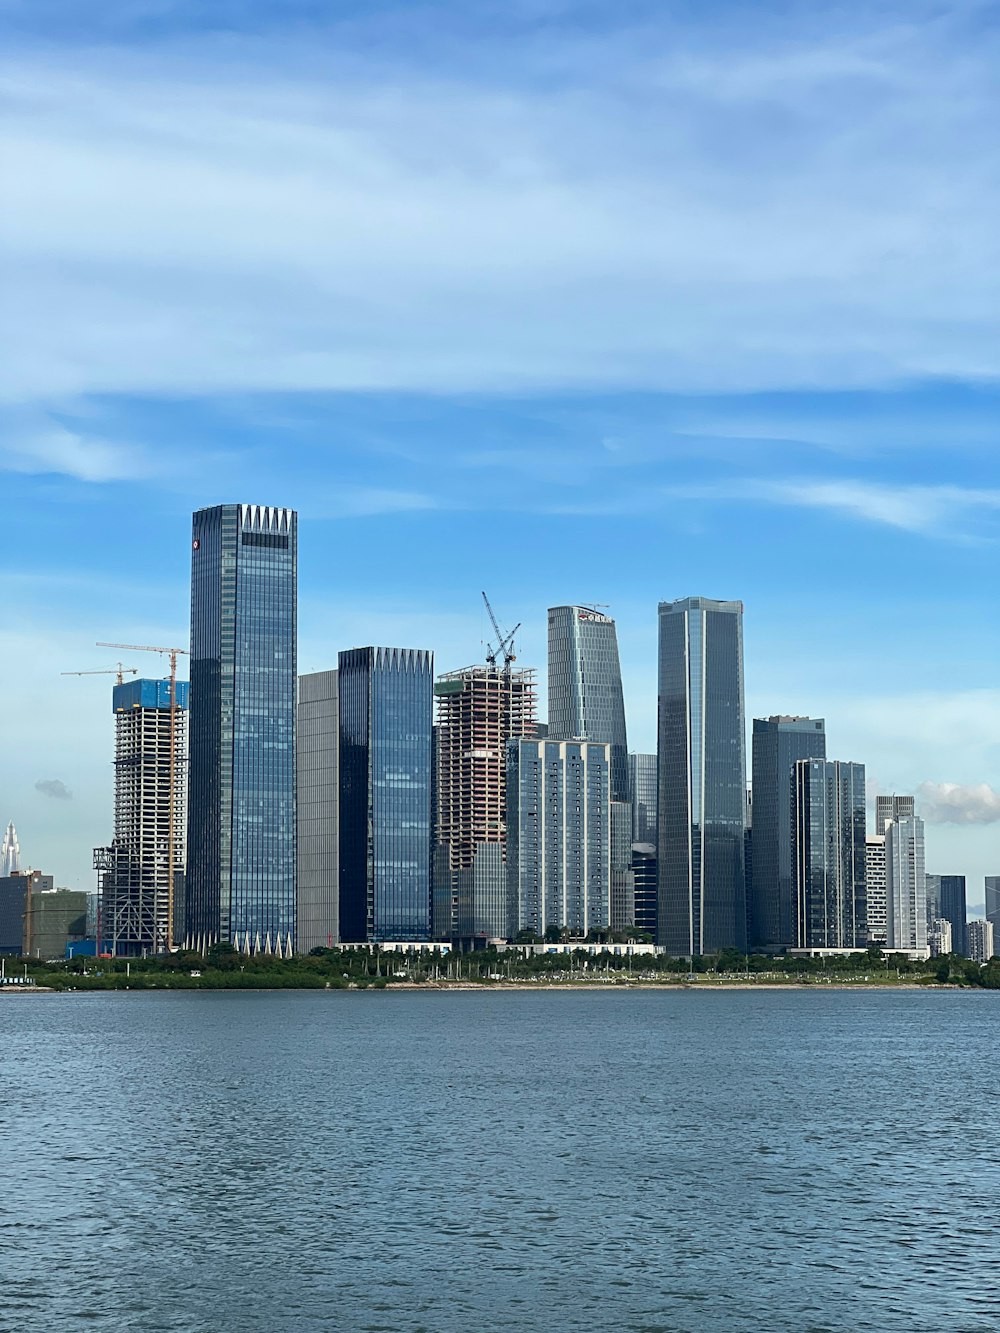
[0,421,148,481]
[2,7,1000,401]
[916,781,1000,825]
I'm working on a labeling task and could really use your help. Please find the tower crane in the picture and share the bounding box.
[96,641,190,950]
[481,592,520,675]
[61,663,138,685]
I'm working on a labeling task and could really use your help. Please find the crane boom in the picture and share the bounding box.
[480,592,519,674]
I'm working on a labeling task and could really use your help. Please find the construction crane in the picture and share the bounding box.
[61,663,138,685]
[96,641,190,951]
[481,591,520,674]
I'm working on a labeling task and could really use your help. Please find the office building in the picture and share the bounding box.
[749,716,826,951]
[657,597,746,955]
[885,814,927,953]
[434,664,537,941]
[297,670,339,953]
[865,837,887,945]
[507,739,611,938]
[339,647,433,943]
[93,678,189,957]
[876,794,914,831]
[629,754,657,846]
[1,872,85,959]
[967,918,995,963]
[547,606,629,802]
[611,800,635,930]
[631,844,657,939]
[937,875,967,957]
[792,760,867,950]
[986,876,1000,940]
[186,504,297,955]
[928,918,953,957]
[924,873,942,924]
[1,822,19,876]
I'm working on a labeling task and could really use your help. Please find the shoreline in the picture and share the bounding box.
[1,980,964,995]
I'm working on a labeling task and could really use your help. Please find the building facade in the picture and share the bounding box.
[749,716,826,951]
[885,814,927,953]
[547,606,629,802]
[610,800,635,931]
[865,836,888,945]
[937,875,967,957]
[657,597,747,955]
[876,794,915,831]
[186,504,297,955]
[966,918,995,963]
[434,665,537,941]
[1,822,19,876]
[297,670,339,953]
[792,759,867,950]
[628,753,657,846]
[928,918,953,957]
[986,876,1000,942]
[507,739,611,938]
[631,844,657,939]
[339,647,433,943]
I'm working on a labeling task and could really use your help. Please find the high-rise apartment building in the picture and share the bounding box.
[434,665,537,940]
[507,739,611,938]
[936,875,967,957]
[865,836,887,945]
[629,754,657,845]
[928,918,952,957]
[966,918,995,963]
[749,716,826,950]
[885,814,927,953]
[985,876,1000,941]
[297,670,339,953]
[339,647,433,943]
[94,678,189,956]
[186,504,297,955]
[657,597,746,955]
[792,759,867,949]
[547,606,628,802]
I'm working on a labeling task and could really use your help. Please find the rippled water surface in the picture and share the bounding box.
[3,988,998,1332]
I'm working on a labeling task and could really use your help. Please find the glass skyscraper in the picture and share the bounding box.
[547,606,629,802]
[986,876,1000,943]
[749,716,826,950]
[657,597,746,955]
[792,759,867,949]
[628,753,657,846]
[186,504,297,954]
[339,647,433,942]
[937,874,967,956]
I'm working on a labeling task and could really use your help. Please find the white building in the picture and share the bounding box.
[966,918,995,964]
[885,814,927,953]
[927,917,952,957]
[865,836,887,945]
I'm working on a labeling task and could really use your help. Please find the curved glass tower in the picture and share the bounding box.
[547,605,628,803]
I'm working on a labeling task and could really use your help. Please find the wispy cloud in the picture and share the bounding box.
[917,780,1000,825]
[35,778,72,800]
[0,420,148,481]
[3,4,1000,402]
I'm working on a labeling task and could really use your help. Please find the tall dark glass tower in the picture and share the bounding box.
[937,875,967,956]
[186,504,297,954]
[339,647,433,942]
[657,597,746,955]
[547,606,629,802]
[749,716,826,950]
[792,759,867,949]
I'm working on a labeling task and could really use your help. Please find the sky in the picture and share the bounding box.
[3,0,1000,909]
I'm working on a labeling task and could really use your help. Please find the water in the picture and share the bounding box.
[2,988,997,1333]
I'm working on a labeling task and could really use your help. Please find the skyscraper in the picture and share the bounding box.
[792,759,867,949]
[657,597,746,955]
[339,647,433,943]
[985,876,1000,941]
[966,918,995,963]
[865,836,887,945]
[885,814,927,953]
[547,606,628,802]
[628,753,657,845]
[186,504,297,955]
[434,664,537,941]
[937,875,967,957]
[94,678,189,956]
[297,670,339,953]
[749,716,826,950]
[1,822,19,877]
[876,794,914,831]
[507,739,611,938]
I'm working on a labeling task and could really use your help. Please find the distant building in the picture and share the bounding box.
[924,873,942,925]
[94,678,189,957]
[657,597,746,955]
[629,754,657,846]
[937,876,968,957]
[507,739,611,938]
[186,504,297,956]
[339,647,433,943]
[986,877,1000,941]
[792,760,867,949]
[749,716,826,951]
[610,801,635,930]
[967,918,995,964]
[865,837,887,945]
[631,844,657,940]
[434,664,537,941]
[885,814,927,953]
[876,794,914,831]
[1,872,85,959]
[1,822,19,876]
[928,918,953,957]
[297,670,339,953]
[547,606,628,803]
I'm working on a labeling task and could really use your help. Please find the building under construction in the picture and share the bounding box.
[433,664,537,940]
[94,678,188,956]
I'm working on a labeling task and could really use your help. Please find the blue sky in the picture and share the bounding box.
[3,0,1000,905]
